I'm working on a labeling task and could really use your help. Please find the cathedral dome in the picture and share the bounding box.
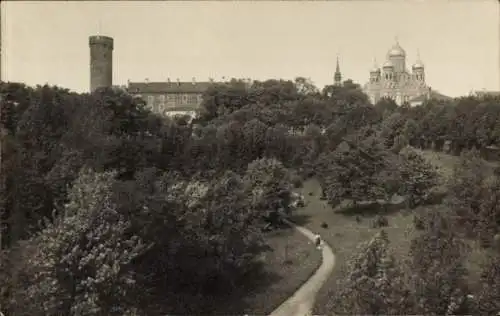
[388,43,406,57]
[382,60,394,68]
[370,66,380,73]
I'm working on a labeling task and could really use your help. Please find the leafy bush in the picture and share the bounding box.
[371,215,389,228]
[7,168,151,316]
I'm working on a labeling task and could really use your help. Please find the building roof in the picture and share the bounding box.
[474,90,500,97]
[409,94,427,103]
[408,90,452,104]
[162,105,201,112]
[429,90,452,101]
[382,60,394,68]
[412,61,424,69]
[388,42,406,57]
[128,81,213,94]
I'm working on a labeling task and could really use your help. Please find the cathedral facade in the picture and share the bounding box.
[363,40,430,106]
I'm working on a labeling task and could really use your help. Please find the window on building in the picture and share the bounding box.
[166,94,175,106]
[159,94,166,107]
[147,95,154,108]
[188,94,197,104]
[183,95,188,103]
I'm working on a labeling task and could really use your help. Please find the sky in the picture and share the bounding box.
[2,1,499,97]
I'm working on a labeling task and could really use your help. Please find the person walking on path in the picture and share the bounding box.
[314,233,321,249]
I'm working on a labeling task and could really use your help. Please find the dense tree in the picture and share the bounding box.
[474,253,500,315]
[397,147,439,208]
[408,210,471,315]
[6,168,151,316]
[446,150,492,237]
[317,135,393,206]
[374,97,398,117]
[333,230,414,315]
[244,158,293,225]
[6,76,500,315]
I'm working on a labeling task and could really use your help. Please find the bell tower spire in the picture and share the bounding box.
[334,55,342,86]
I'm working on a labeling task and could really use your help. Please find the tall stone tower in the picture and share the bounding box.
[89,35,113,92]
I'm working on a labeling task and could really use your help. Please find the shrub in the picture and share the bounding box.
[290,173,304,188]
[413,215,426,230]
[372,215,389,228]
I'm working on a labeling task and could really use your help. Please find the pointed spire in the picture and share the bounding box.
[334,54,342,86]
[371,58,380,73]
[413,49,424,69]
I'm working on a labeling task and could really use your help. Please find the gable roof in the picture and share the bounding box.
[128,81,214,94]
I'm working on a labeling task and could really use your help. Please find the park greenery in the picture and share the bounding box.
[1,77,500,315]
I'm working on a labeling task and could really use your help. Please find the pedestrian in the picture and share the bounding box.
[314,233,321,249]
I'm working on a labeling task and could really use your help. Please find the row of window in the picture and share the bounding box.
[382,93,412,103]
[145,93,202,108]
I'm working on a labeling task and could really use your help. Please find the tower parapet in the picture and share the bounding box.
[89,35,114,92]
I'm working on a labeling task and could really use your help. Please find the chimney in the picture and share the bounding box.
[192,77,196,85]
[127,79,130,86]
[145,78,149,84]
[177,78,180,86]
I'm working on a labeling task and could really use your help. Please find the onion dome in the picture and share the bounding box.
[382,60,394,68]
[412,60,424,69]
[388,42,406,57]
[412,51,424,69]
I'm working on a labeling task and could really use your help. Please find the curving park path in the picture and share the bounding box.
[269,218,336,316]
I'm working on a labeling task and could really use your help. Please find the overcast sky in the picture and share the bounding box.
[2,1,499,97]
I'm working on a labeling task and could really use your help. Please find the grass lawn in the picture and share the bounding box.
[236,225,323,315]
[160,224,322,315]
[206,224,323,315]
[291,178,417,315]
[291,149,496,315]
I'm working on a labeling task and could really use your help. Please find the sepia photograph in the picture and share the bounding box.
[1,0,499,315]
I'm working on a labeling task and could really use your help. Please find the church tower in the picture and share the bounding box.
[334,56,342,86]
[89,35,114,92]
[412,50,425,83]
[387,38,406,74]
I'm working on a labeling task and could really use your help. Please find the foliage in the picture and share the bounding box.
[446,150,494,238]
[244,158,293,225]
[474,253,500,315]
[6,77,500,315]
[397,147,439,208]
[374,97,398,117]
[333,230,414,315]
[317,134,398,206]
[7,168,151,316]
[408,210,471,315]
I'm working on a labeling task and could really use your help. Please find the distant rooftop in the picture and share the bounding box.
[473,90,500,97]
[128,81,214,94]
[408,89,452,103]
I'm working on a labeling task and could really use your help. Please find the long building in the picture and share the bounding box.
[127,79,213,118]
